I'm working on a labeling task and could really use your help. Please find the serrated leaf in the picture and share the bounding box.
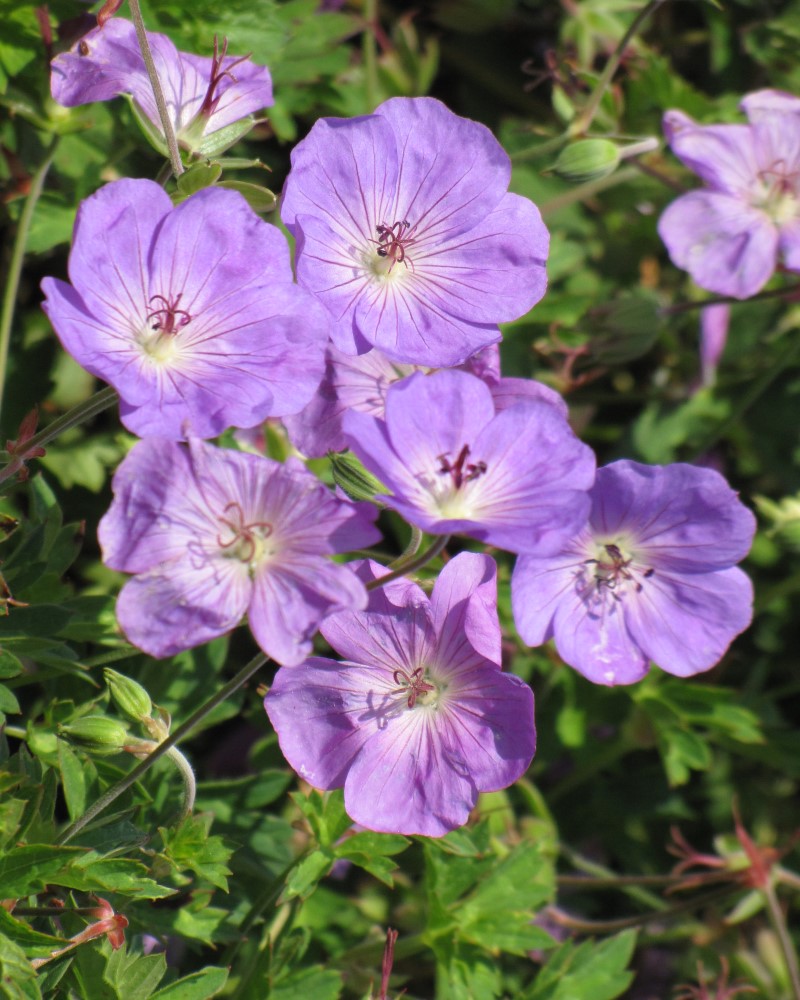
[0,798,27,850]
[0,932,41,1000]
[281,850,333,902]
[149,966,229,1000]
[0,908,67,960]
[103,946,168,1000]
[524,930,637,1000]
[158,814,233,891]
[269,965,342,1000]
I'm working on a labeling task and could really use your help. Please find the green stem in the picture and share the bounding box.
[689,332,800,460]
[56,652,268,845]
[128,0,184,177]
[0,137,59,428]
[661,282,800,317]
[366,535,450,591]
[559,843,666,910]
[539,165,640,217]
[389,525,423,568]
[0,386,117,487]
[363,0,379,111]
[510,134,570,165]
[569,0,669,137]
[763,880,800,1000]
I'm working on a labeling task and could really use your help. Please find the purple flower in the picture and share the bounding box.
[699,303,730,388]
[342,369,594,555]
[280,96,549,367]
[98,437,381,665]
[264,553,535,836]
[512,460,756,686]
[283,342,566,458]
[658,90,800,298]
[41,179,330,440]
[50,18,272,156]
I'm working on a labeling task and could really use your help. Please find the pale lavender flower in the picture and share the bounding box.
[98,437,381,665]
[41,179,329,440]
[283,343,566,457]
[280,96,549,367]
[512,460,756,686]
[264,553,535,836]
[342,369,594,555]
[50,18,272,156]
[659,90,800,297]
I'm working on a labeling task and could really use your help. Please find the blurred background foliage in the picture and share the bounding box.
[2,0,800,997]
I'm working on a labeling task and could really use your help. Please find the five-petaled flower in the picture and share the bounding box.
[50,18,273,156]
[280,96,550,366]
[98,437,381,665]
[659,89,800,298]
[342,369,594,555]
[42,179,330,440]
[512,460,756,685]
[264,552,536,836]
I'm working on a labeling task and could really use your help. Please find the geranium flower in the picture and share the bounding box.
[98,437,381,665]
[50,18,272,156]
[342,369,594,555]
[283,343,565,457]
[264,553,536,836]
[658,90,800,298]
[512,460,756,685]
[41,178,329,440]
[280,96,549,366]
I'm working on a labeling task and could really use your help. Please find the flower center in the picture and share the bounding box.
[431,444,488,519]
[392,666,438,709]
[217,501,273,573]
[584,541,654,602]
[146,292,191,335]
[197,35,250,120]
[754,160,800,225]
[371,219,417,273]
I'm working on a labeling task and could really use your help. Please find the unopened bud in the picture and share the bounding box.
[60,716,129,754]
[552,139,620,183]
[104,669,152,724]
[330,452,385,505]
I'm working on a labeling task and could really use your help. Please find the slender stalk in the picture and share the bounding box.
[0,386,117,487]
[661,282,800,317]
[568,0,669,137]
[389,525,423,568]
[127,738,197,817]
[366,535,450,591]
[128,0,184,177]
[539,165,640,217]
[763,880,800,1000]
[363,0,379,111]
[56,652,268,845]
[0,137,59,427]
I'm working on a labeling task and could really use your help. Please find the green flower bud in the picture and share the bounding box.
[60,716,129,754]
[104,669,153,724]
[552,138,620,183]
[329,452,386,505]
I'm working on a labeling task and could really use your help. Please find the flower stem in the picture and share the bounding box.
[661,282,800,316]
[0,136,59,429]
[763,880,800,1000]
[367,535,450,591]
[56,652,268,845]
[568,0,670,137]
[128,0,184,177]
[539,165,641,217]
[0,386,117,488]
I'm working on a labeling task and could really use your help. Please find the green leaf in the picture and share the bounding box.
[0,933,41,1000]
[57,739,88,821]
[281,850,333,902]
[0,908,67,960]
[0,650,23,679]
[215,180,276,213]
[157,814,233,891]
[175,161,223,199]
[103,946,168,1000]
[150,966,229,1000]
[269,965,342,1000]
[524,930,638,1000]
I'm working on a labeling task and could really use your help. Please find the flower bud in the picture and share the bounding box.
[59,716,129,754]
[552,138,620,183]
[104,669,153,724]
[330,452,386,505]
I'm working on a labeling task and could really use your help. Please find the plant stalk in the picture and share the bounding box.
[763,880,800,1000]
[366,535,449,591]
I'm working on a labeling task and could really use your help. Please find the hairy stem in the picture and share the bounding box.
[763,880,800,1000]
[0,386,118,487]
[128,0,184,177]
[0,137,59,429]
[56,652,268,844]
[366,535,450,591]
[661,282,800,317]
[569,0,669,137]
[539,165,641,217]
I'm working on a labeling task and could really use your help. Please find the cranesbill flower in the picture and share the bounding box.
[98,437,381,665]
[41,178,329,440]
[264,553,535,836]
[50,18,272,156]
[280,96,549,367]
[658,90,800,298]
[342,369,594,555]
[512,460,756,685]
[283,343,565,457]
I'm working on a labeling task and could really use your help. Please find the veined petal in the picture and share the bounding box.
[511,547,589,647]
[663,111,760,197]
[658,190,778,298]
[431,553,501,668]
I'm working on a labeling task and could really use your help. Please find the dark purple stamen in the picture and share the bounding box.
[372,219,416,271]
[146,293,191,334]
[437,444,487,489]
[198,35,251,118]
[586,543,653,601]
[392,667,436,709]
